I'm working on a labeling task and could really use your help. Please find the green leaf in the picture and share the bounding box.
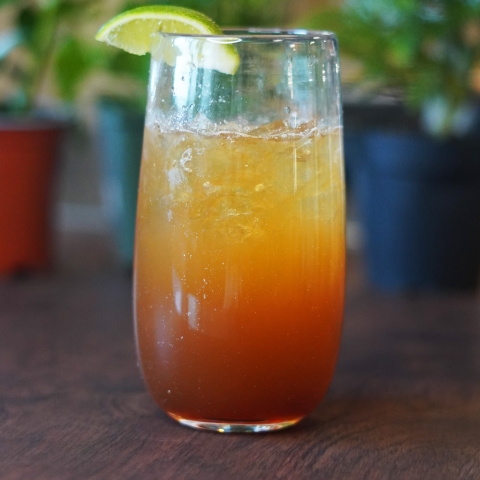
[387,31,420,68]
[54,37,91,101]
[17,7,37,49]
[57,0,96,18]
[297,8,344,32]
[108,49,149,85]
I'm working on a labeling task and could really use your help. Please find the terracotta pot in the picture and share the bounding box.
[0,118,66,275]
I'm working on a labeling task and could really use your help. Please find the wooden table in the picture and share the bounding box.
[1,255,479,479]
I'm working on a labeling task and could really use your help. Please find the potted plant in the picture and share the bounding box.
[0,0,155,272]
[0,0,93,275]
[302,0,480,291]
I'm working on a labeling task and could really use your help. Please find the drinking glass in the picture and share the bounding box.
[134,29,345,433]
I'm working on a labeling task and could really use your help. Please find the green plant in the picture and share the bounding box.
[0,0,150,113]
[55,7,151,112]
[0,0,86,112]
[302,0,480,137]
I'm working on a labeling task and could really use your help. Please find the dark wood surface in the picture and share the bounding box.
[1,254,479,480]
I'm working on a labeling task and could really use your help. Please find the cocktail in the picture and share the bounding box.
[97,7,345,433]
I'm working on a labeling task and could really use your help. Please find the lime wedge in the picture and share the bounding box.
[95,6,240,75]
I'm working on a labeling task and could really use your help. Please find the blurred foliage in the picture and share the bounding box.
[301,0,480,137]
[0,0,98,112]
[0,0,290,114]
[151,0,289,28]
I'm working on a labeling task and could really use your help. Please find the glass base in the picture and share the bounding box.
[168,413,303,433]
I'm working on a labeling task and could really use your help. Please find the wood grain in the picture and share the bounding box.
[0,256,479,479]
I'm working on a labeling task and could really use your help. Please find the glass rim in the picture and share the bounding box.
[158,28,337,42]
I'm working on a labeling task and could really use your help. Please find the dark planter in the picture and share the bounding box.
[0,116,67,276]
[343,103,418,193]
[96,100,144,267]
[354,132,480,291]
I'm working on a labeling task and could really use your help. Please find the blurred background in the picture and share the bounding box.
[1,0,480,291]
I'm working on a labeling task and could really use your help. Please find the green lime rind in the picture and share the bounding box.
[95,6,239,75]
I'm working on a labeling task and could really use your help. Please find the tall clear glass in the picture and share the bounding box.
[134,30,345,433]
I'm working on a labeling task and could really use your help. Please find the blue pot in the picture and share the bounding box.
[354,132,480,291]
[97,100,144,267]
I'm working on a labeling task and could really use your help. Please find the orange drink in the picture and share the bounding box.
[135,120,345,431]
